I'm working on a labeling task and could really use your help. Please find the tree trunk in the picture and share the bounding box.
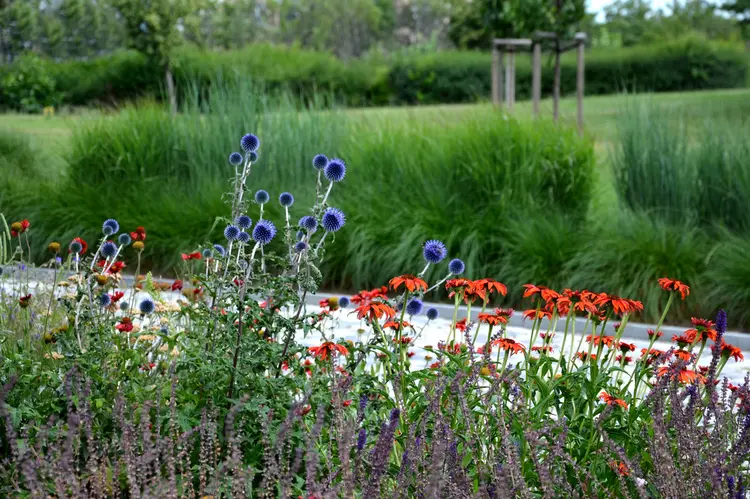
[165,65,177,116]
[553,41,561,123]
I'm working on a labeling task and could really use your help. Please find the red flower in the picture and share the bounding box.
[130,226,147,241]
[383,320,412,330]
[576,352,596,362]
[656,366,705,384]
[585,334,615,348]
[107,261,126,274]
[389,274,428,293]
[429,361,442,370]
[354,302,396,322]
[492,338,525,354]
[392,336,414,345]
[308,342,349,361]
[600,392,628,409]
[712,340,744,362]
[674,350,692,362]
[531,345,553,353]
[615,355,633,365]
[116,317,134,333]
[342,399,353,407]
[594,293,643,316]
[685,317,717,342]
[171,280,183,291]
[70,237,88,254]
[523,309,553,321]
[110,291,125,303]
[494,308,514,319]
[647,329,663,339]
[10,219,30,237]
[181,251,202,261]
[617,341,636,353]
[407,351,415,358]
[477,313,507,326]
[351,286,388,305]
[672,333,695,348]
[610,460,630,477]
[473,278,508,299]
[540,332,555,340]
[445,278,472,292]
[18,294,32,308]
[298,405,312,416]
[658,277,690,300]
[454,318,467,332]
[522,284,560,303]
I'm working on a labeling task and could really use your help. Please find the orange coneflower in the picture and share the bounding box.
[473,278,508,298]
[446,279,473,302]
[531,345,553,354]
[383,320,412,330]
[672,333,695,348]
[523,284,561,303]
[610,460,630,477]
[615,355,633,365]
[354,302,396,322]
[594,293,643,316]
[454,318,468,332]
[18,294,32,308]
[576,352,597,362]
[713,340,744,362]
[523,309,553,321]
[685,317,717,342]
[351,286,389,305]
[308,342,349,361]
[586,334,616,348]
[658,278,690,300]
[389,274,428,293]
[647,329,663,339]
[656,366,705,384]
[540,332,555,340]
[478,313,507,326]
[494,308,514,319]
[674,350,692,362]
[392,336,414,345]
[600,392,628,409]
[617,341,636,353]
[492,338,525,355]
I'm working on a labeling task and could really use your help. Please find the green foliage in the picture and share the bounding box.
[0,53,60,113]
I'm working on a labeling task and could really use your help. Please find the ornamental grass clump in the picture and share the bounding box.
[0,131,749,497]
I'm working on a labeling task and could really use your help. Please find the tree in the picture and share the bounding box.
[111,0,194,114]
[721,0,750,46]
[2,0,39,62]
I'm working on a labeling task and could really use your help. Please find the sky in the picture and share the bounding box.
[589,0,672,18]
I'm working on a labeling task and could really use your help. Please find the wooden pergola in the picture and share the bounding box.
[491,32,587,134]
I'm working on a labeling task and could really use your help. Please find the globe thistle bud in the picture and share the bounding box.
[426,307,439,321]
[324,158,346,182]
[339,296,350,308]
[202,248,213,259]
[279,192,294,207]
[235,214,252,229]
[448,258,465,275]
[118,233,132,246]
[101,242,118,258]
[237,231,251,244]
[103,219,119,235]
[312,154,328,170]
[406,298,423,316]
[321,208,345,232]
[299,216,318,232]
[295,241,308,252]
[254,189,270,204]
[253,220,277,245]
[423,240,447,265]
[139,298,155,315]
[98,294,112,307]
[69,241,83,254]
[240,133,260,153]
[229,152,243,165]
[224,225,240,241]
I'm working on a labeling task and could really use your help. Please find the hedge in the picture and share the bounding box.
[0,36,746,111]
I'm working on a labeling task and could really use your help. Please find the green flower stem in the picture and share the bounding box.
[630,292,675,404]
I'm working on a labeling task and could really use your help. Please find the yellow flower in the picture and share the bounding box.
[48,242,61,253]
[480,366,491,376]
[133,241,144,251]
[44,352,64,360]
[95,274,109,285]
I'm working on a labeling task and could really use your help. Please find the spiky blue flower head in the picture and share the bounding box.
[240,133,260,153]
[423,240,447,265]
[279,192,294,207]
[119,301,129,312]
[118,233,132,246]
[312,154,328,170]
[229,152,243,166]
[324,158,346,183]
[448,258,465,275]
[716,309,727,336]
[426,307,439,321]
[237,231,251,244]
[321,208,346,232]
[139,298,155,315]
[69,240,83,254]
[224,224,240,241]
[295,241,308,252]
[253,220,277,245]
[299,216,318,232]
[296,230,305,241]
[213,244,226,257]
[339,296,350,308]
[101,241,118,258]
[202,248,213,259]
[357,428,367,451]
[235,214,252,229]
[254,189,269,204]
[248,151,258,162]
[103,219,119,235]
[98,293,112,307]
[406,298,423,316]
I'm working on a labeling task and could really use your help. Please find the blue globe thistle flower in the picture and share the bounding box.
[312,154,328,170]
[139,298,155,315]
[101,242,118,258]
[423,240,447,264]
[118,233,132,246]
[339,296,350,308]
[237,231,251,244]
[254,189,270,204]
[253,220,277,245]
[448,258,465,275]
[240,133,260,153]
[406,298,424,316]
[98,294,112,307]
[299,216,318,232]
[202,248,213,259]
[103,219,119,235]
[295,241,308,252]
[324,158,346,182]
[224,224,240,241]
[235,214,252,229]
[160,325,169,334]
[426,307,439,321]
[248,151,258,162]
[213,244,226,257]
[296,230,305,241]
[69,241,83,254]
[119,301,129,312]
[229,152,243,166]
[279,192,294,207]
[321,208,346,232]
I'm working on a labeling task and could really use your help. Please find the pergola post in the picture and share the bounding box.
[575,33,586,136]
[506,48,515,110]
[492,45,503,107]
[532,41,542,118]
[492,38,531,111]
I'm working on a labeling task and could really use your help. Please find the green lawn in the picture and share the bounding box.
[2,88,749,159]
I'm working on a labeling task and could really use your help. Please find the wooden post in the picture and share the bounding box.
[576,34,586,135]
[504,49,512,109]
[532,41,541,118]
[492,46,501,106]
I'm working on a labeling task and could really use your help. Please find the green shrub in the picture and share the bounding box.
[0,53,61,113]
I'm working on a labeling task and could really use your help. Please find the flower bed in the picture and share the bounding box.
[1,133,749,497]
